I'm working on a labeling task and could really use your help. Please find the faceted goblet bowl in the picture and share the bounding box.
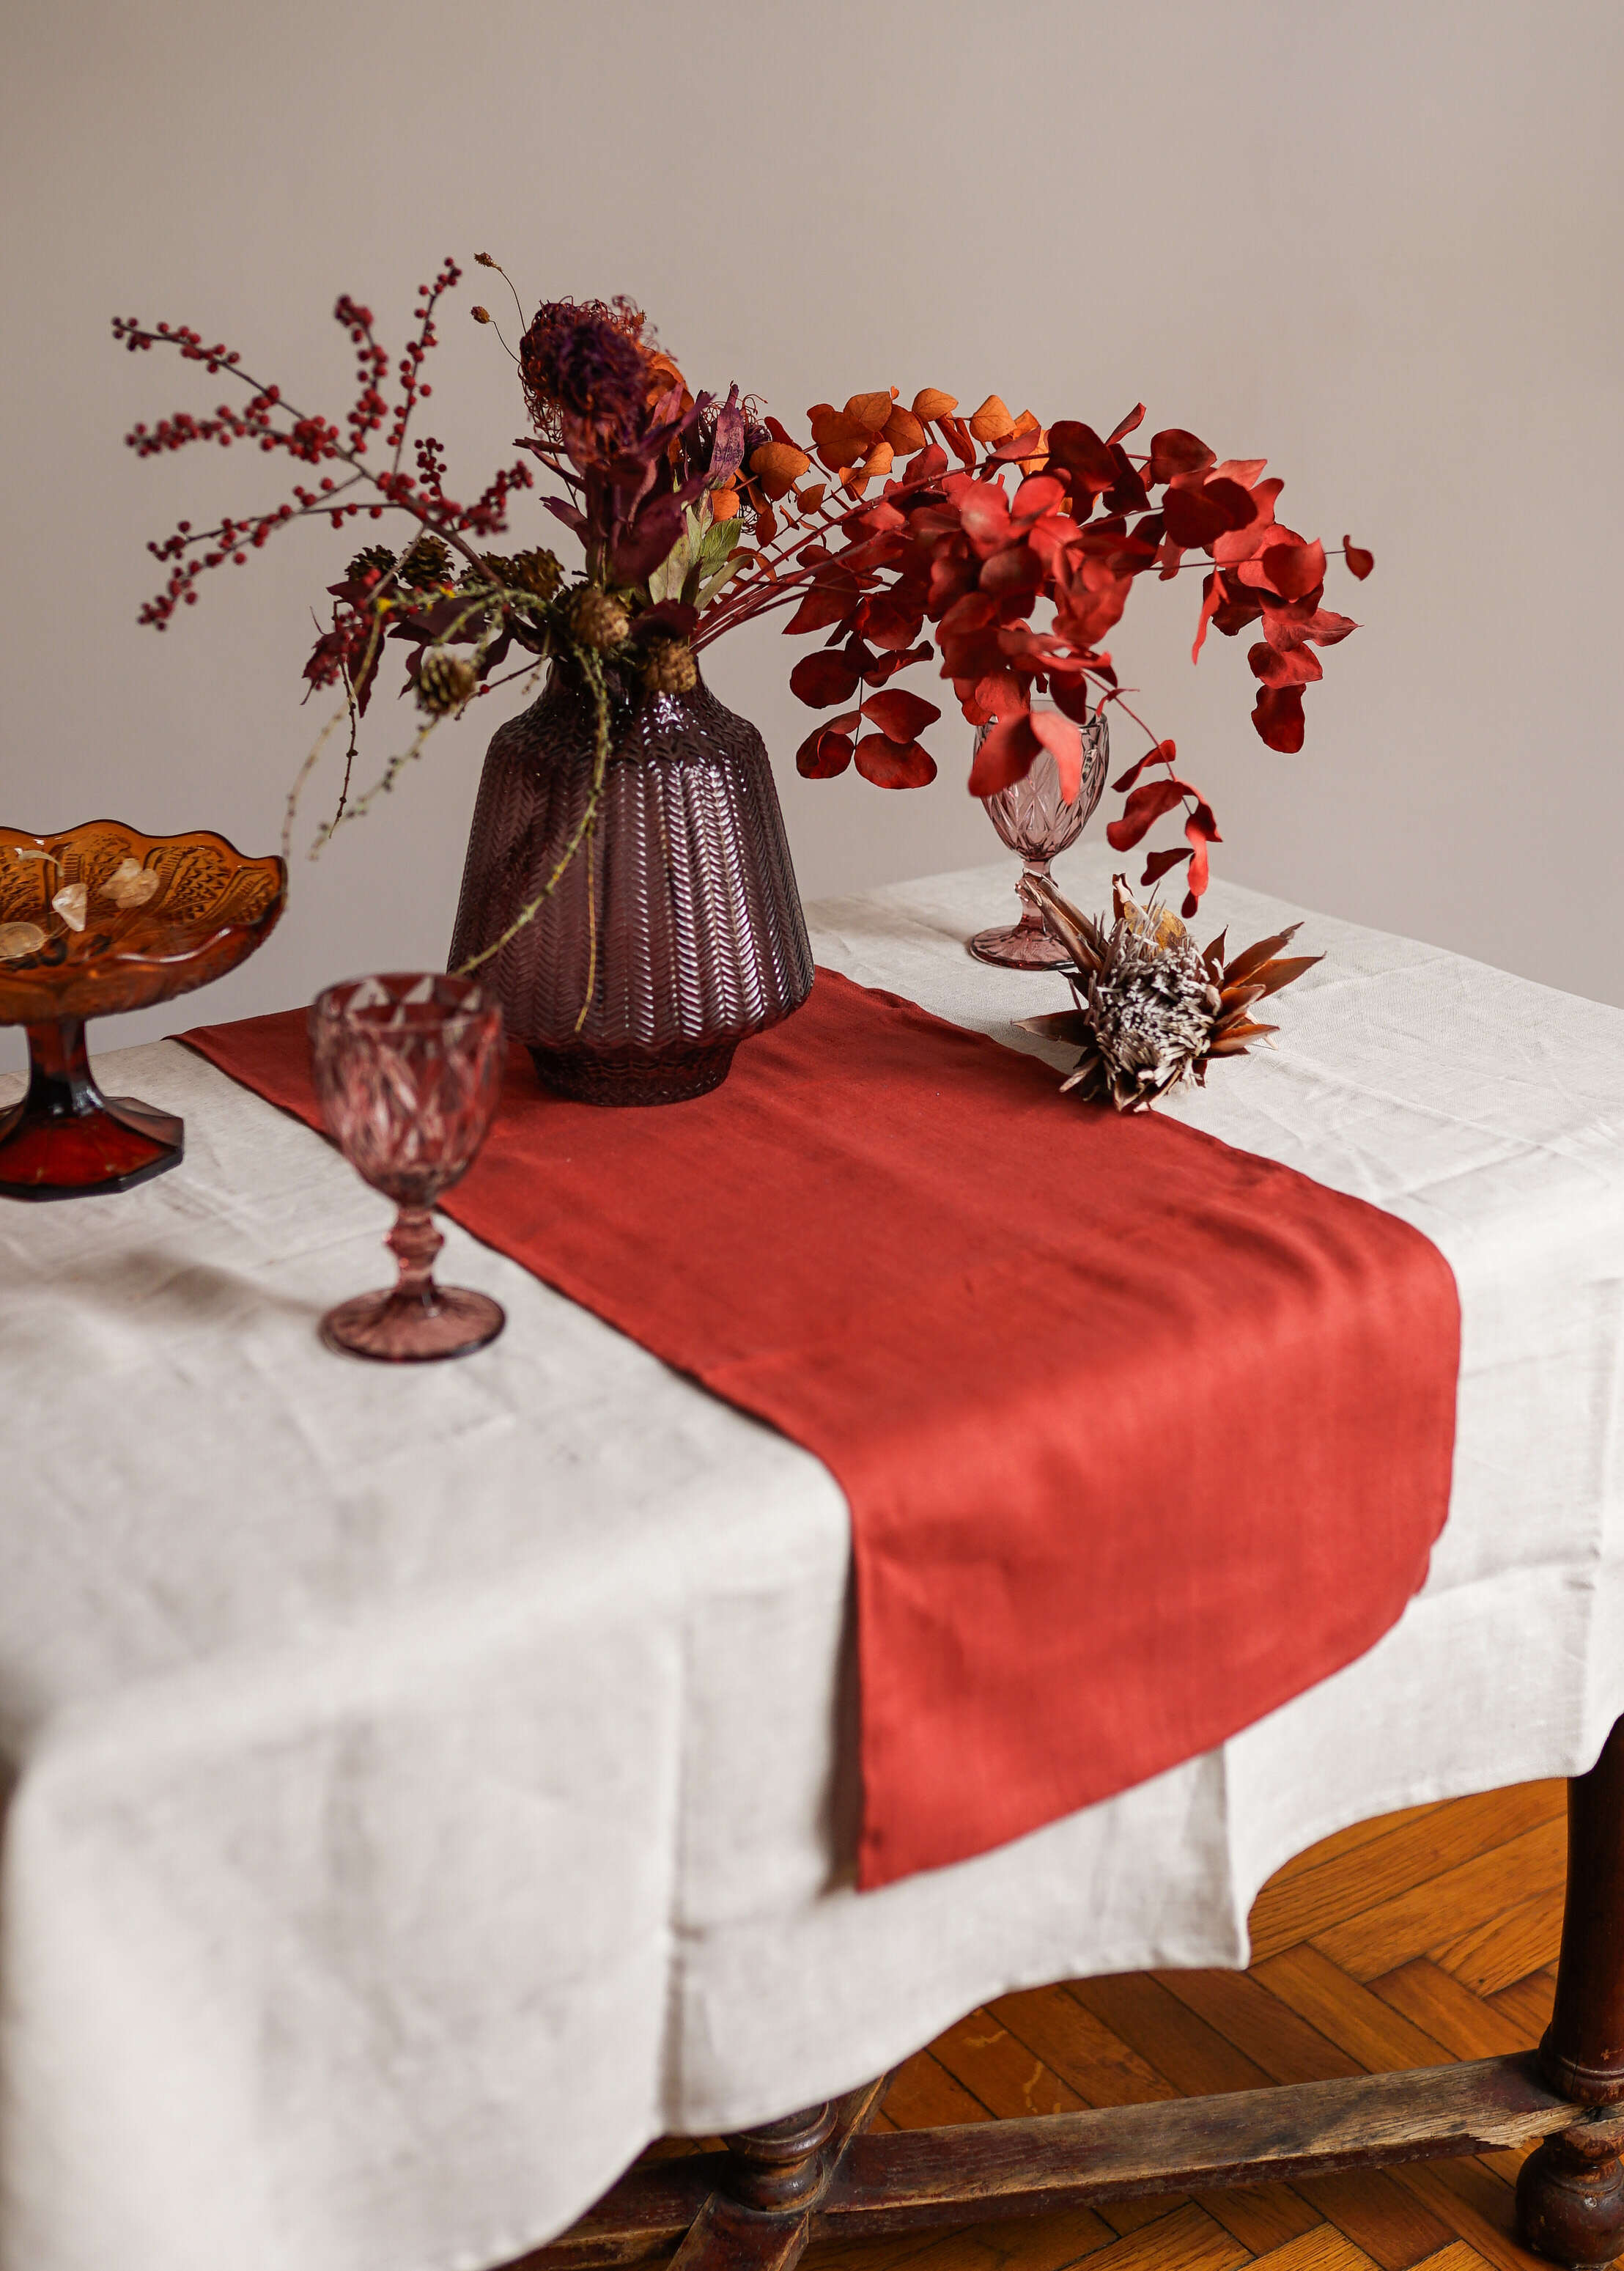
[0,820,287,1199]
[968,708,1110,970]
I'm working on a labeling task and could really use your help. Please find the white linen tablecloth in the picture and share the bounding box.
[1,845,1622,2271]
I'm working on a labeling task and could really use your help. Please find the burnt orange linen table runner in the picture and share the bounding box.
[185,970,1460,1890]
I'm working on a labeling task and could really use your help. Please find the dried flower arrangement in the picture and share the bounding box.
[1016,873,1320,1111]
[114,257,1371,940]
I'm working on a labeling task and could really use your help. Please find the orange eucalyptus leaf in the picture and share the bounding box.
[882,405,927,454]
[846,389,897,433]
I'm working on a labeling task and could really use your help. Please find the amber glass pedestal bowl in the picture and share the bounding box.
[0,821,286,1200]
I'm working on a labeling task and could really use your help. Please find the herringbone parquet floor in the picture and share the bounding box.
[796,1777,1568,2271]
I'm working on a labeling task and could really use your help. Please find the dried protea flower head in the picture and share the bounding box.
[1016,874,1321,1113]
[520,297,654,465]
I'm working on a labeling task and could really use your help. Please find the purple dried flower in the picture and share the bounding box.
[520,298,651,465]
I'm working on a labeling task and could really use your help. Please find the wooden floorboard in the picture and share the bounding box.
[790,1776,1569,2271]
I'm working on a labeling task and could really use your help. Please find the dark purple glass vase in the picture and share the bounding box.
[448,660,813,1105]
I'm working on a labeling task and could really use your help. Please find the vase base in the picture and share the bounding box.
[967,924,1075,971]
[528,1038,739,1108]
[0,1092,184,1201]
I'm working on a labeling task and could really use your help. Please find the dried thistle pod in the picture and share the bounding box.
[1016,872,1321,1112]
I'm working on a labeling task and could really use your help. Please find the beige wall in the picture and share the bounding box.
[2,0,1620,1069]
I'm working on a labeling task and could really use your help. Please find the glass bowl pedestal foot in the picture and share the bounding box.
[0,1017,182,1200]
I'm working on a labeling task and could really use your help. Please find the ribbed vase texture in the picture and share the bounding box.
[448,665,814,1105]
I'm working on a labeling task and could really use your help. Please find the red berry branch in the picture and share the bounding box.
[114,260,531,636]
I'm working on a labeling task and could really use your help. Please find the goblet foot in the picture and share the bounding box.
[968,921,1076,971]
[319,1282,506,1363]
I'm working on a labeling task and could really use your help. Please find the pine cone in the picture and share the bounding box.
[642,638,698,696]
[347,544,397,585]
[399,534,453,589]
[509,548,564,603]
[566,584,630,649]
[416,649,479,715]
[465,553,513,589]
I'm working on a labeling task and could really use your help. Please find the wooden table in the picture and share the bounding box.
[523,1723,1624,2271]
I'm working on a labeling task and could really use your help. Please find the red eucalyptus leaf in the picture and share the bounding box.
[1211,458,1268,488]
[1181,800,1220,912]
[1029,706,1084,802]
[979,542,1044,600]
[1104,444,1151,516]
[783,584,857,636]
[865,642,929,683]
[1162,476,1256,550]
[957,485,1013,555]
[1047,421,1118,497]
[862,687,942,741]
[1213,589,1263,638]
[1107,776,1186,850]
[1248,638,1324,688]
[1343,535,1374,579]
[968,708,1040,797]
[855,732,937,789]
[1299,606,1359,646]
[796,725,854,778]
[1048,675,1094,725]
[789,650,860,708]
[973,671,1028,721]
[1192,571,1223,663]
[1107,402,1147,443]
[1141,845,1193,884]
[1261,537,1326,600]
[1148,427,1215,486]
[1112,739,1177,793]
[863,589,926,651]
[927,545,979,614]
[1252,683,1307,751]
[937,589,998,637]
[1011,473,1066,523]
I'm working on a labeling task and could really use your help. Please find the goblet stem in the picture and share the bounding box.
[387,1205,445,1310]
[1016,858,1055,934]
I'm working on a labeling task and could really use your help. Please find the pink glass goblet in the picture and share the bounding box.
[968,700,1110,968]
[309,972,507,1362]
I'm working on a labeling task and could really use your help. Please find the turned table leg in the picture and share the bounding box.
[1518,1716,1624,2267]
